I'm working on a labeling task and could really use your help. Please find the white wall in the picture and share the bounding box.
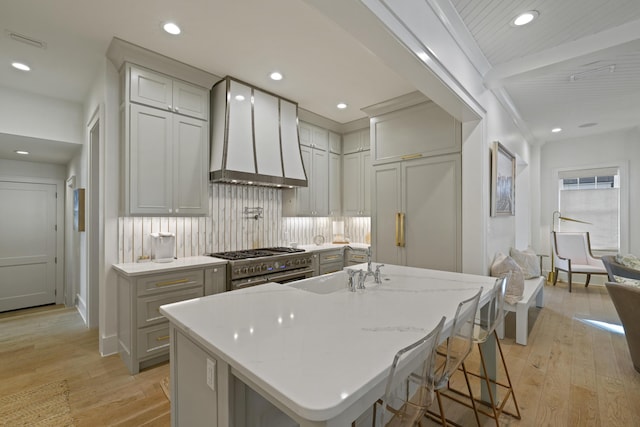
[66,150,87,323]
[540,127,640,267]
[0,158,66,180]
[0,87,83,144]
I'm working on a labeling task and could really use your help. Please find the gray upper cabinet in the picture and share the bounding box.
[130,65,209,120]
[329,131,342,216]
[369,100,461,165]
[342,128,370,216]
[283,122,331,216]
[123,63,209,216]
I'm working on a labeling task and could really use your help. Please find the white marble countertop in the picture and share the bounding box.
[112,255,227,276]
[298,242,369,252]
[160,264,494,423]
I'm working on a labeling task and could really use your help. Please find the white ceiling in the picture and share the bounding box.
[1,0,639,164]
[449,0,640,142]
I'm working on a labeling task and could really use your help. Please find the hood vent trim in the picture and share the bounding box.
[209,76,308,188]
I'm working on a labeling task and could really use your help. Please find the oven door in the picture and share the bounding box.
[267,267,314,284]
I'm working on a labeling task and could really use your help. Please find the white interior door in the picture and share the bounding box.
[0,181,57,312]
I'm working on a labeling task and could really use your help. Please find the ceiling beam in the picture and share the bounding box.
[484,18,640,88]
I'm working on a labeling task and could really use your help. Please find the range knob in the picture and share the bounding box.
[274,261,280,269]
[249,266,255,273]
[233,268,239,275]
[295,259,300,265]
[260,264,266,272]
[242,267,249,274]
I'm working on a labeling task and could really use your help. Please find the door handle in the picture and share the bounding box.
[396,212,402,246]
[399,213,405,247]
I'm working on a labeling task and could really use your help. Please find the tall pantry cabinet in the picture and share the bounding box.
[367,93,462,272]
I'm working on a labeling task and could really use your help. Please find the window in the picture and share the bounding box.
[558,167,620,251]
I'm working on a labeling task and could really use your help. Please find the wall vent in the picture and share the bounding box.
[6,30,47,49]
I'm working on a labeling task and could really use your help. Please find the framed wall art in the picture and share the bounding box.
[74,188,85,232]
[491,141,516,216]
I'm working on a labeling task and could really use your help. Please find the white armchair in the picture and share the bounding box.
[551,231,607,292]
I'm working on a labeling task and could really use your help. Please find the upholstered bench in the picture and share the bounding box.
[497,276,545,345]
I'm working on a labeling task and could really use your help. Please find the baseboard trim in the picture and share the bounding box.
[76,294,87,325]
[100,333,118,356]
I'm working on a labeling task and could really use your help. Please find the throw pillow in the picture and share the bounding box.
[490,252,524,305]
[510,247,540,279]
[615,253,640,270]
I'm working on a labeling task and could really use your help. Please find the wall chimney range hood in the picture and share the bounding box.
[210,76,308,188]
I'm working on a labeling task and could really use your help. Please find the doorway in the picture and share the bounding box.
[0,181,57,312]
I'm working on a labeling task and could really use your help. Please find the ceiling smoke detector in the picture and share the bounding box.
[569,65,615,82]
[7,31,46,49]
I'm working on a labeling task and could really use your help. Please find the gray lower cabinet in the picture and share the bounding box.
[345,247,368,266]
[319,249,344,275]
[117,266,226,374]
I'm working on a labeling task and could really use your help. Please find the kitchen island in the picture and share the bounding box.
[160,264,495,426]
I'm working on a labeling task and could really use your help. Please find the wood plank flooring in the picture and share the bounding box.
[1,281,638,426]
[0,305,170,426]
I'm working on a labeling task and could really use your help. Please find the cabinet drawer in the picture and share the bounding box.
[319,250,343,264]
[137,323,171,359]
[137,286,203,328]
[347,252,367,264]
[137,269,204,296]
[320,261,343,275]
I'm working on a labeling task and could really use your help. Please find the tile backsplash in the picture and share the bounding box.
[118,183,370,263]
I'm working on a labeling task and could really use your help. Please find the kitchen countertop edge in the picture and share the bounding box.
[112,256,227,276]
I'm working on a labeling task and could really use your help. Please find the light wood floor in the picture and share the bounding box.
[1,282,638,427]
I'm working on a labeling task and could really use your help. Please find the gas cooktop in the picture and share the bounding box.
[210,247,305,261]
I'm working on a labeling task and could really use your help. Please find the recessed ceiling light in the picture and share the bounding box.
[551,127,562,133]
[511,10,539,27]
[163,22,181,35]
[270,72,283,81]
[15,150,29,155]
[11,62,30,71]
[337,103,348,109]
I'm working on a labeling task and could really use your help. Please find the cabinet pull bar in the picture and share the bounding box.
[395,213,401,246]
[400,213,406,247]
[324,255,340,260]
[401,153,423,160]
[156,335,170,342]
[155,278,189,287]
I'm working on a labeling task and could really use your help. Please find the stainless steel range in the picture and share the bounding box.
[209,247,314,291]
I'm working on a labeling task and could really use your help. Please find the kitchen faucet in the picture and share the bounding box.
[366,247,373,273]
[358,268,374,289]
[374,264,385,284]
[346,269,358,292]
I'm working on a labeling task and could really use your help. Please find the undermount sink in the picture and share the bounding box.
[288,271,349,294]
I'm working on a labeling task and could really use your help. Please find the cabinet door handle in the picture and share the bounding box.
[156,335,170,342]
[395,213,406,247]
[324,255,340,260]
[155,278,189,287]
[401,153,423,160]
